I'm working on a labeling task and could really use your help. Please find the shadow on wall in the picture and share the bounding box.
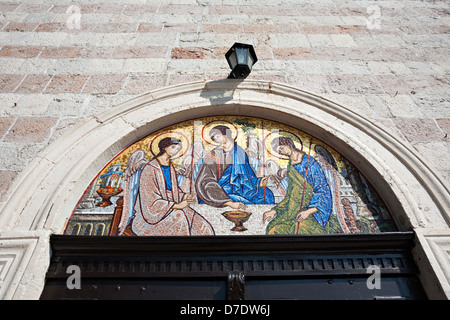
[200,79,245,105]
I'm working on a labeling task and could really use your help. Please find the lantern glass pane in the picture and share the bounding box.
[247,52,255,69]
[227,50,237,69]
[235,47,248,65]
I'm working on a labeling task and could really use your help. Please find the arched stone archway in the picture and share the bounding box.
[0,80,448,299]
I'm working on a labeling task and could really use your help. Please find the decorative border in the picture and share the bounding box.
[0,232,50,300]
[415,229,450,298]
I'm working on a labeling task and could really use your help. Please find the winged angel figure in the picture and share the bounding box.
[117,137,214,236]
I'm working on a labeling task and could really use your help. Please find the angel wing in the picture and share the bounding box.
[246,136,289,199]
[176,141,206,193]
[118,149,149,235]
[246,136,264,176]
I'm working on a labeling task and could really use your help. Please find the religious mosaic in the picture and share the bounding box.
[64,116,397,236]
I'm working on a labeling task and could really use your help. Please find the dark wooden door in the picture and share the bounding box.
[40,232,427,300]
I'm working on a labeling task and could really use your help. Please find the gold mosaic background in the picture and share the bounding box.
[65,116,396,236]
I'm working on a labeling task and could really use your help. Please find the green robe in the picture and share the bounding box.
[266,161,341,235]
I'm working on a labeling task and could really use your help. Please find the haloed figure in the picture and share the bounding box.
[195,125,274,210]
[130,137,215,236]
[263,137,341,235]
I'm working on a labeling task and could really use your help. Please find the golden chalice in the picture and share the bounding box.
[222,210,252,232]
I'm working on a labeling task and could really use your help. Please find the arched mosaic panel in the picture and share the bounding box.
[64,116,397,236]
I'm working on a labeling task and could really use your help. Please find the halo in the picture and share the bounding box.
[201,120,238,146]
[149,130,190,160]
[264,130,304,160]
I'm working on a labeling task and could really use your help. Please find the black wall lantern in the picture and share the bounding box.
[225,43,258,79]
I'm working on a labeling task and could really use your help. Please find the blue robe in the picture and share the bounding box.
[292,156,332,227]
[195,143,274,207]
[160,165,172,190]
[266,155,336,235]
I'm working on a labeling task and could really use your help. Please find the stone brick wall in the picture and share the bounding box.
[0,0,449,203]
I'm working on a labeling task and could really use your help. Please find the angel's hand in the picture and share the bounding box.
[259,177,269,187]
[270,174,282,186]
[263,210,277,223]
